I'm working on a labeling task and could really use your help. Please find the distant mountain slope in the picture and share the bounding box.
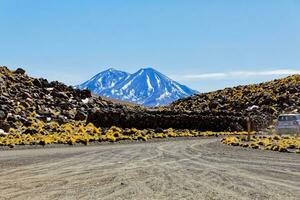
[77,67,198,106]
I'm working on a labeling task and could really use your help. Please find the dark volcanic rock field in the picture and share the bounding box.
[1,66,300,133]
[0,66,143,133]
[168,75,300,119]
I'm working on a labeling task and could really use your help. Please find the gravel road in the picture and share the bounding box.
[0,138,299,200]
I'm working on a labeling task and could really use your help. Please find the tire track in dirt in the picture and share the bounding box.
[0,138,299,200]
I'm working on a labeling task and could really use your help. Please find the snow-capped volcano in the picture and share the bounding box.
[77,67,197,106]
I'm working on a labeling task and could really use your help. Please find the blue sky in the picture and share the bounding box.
[0,0,299,92]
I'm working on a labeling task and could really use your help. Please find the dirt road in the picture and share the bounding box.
[0,138,299,200]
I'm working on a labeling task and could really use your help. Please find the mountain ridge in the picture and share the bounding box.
[77,67,198,106]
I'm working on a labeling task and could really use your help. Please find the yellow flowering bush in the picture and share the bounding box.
[0,118,258,148]
[222,135,300,153]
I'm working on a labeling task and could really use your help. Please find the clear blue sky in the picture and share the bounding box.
[0,0,299,92]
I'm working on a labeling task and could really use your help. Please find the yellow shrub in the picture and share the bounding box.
[77,125,86,134]
[107,135,116,142]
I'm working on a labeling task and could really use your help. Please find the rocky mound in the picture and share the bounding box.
[167,75,300,122]
[1,66,297,134]
[0,66,142,133]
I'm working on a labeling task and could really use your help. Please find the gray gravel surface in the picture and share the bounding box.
[0,138,299,200]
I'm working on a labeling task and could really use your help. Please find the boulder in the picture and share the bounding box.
[14,68,26,74]
[75,111,87,121]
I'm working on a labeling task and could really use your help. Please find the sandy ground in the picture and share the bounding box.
[0,138,299,200]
